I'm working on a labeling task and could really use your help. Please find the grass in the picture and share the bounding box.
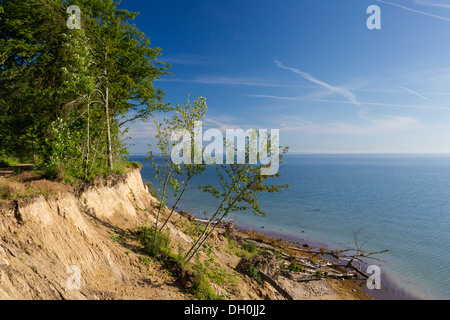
[241,241,258,254]
[246,264,263,286]
[125,161,142,169]
[180,219,203,238]
[287,261,306,273]
[0,175,72,201]
[139,256,152,266]
[109,160,142,176]
[0,156,19,167]
[134,224,171,257]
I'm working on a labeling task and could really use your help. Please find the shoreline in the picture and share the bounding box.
[232,221,422,300]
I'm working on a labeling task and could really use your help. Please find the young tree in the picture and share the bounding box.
[147,96,207,255]
[184,140,289,264]
[158,96,208,233]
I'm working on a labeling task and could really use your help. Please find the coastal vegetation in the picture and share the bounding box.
[0,1,385,301]
[1,0,170,182]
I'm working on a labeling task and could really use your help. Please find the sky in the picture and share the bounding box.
[119,0,450,154]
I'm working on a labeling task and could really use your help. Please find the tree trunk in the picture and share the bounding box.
[104,58,113,171]
[85,101,90,179]
[105,88,112,171]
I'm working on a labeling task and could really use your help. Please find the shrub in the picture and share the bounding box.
[315,270,325,278]
[287,261,306,273]
[187,256,222,300]
[135,225,171,257]
[241,241,258,254]
[0,157,19,167]
[125,161,142,169]
[144,182,159,198]
[246,264,263,286]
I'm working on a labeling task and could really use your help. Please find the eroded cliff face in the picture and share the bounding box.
[0,169,283,300]
[0,169,367,301]
[0,169,188,300]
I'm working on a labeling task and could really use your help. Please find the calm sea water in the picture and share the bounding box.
[129,154,450,300]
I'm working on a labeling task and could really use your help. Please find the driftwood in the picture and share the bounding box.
[257,270,294,300]
[241,228,389,286]
[244,238,364,280]
[346,259,370,278]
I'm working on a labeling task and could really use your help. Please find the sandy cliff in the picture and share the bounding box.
[0,168,370,300]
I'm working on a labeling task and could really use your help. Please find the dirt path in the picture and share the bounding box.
[0,164,34,178]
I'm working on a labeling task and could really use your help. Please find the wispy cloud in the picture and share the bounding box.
[162,75,312,88]
[413,0,450,10]
[274,114,423,136]
[126,119,158,139]
[274,59,361,106]
[161,55,223,65]
[395,85,434,102]
[203,116,241,131]
[394,85,450,110]
[268,60,429,136]
[248,94,450,111]
[376,0,450,22]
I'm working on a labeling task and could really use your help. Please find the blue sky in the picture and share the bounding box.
[120,0,450,154]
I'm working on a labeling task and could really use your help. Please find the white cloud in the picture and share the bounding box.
[413,0,450,10]
[247,94,450,111]
[376,0,450,22]
[274,59,361,106]
[162,75,311,88]
[276,114,423,136]
[161,54,223,65]
[126,120,158,139]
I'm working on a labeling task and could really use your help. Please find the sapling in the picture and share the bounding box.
[147,95,207,253]
[184,135,289,264]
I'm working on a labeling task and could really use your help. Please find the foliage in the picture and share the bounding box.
[0,0,170,181]
[184,141,290,264]
[246,264,263,286]
[241,241,258,255]
[135,224,171,257]
[0,156,19,167]
[188,254,225,300]
[287,261,306,273]
[144,182,159,198]
[147,96,207,254]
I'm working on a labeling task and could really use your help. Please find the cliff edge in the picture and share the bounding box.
[0,168,371,300]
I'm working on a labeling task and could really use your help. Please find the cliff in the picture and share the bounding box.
[0,168,371,300]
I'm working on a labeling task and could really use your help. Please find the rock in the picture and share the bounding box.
[0,258,9,266]
[178,210,195,221]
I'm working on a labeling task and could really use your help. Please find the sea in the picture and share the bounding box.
[128,153,450,300]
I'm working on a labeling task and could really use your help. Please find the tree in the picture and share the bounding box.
[0,0,89,161]
[0,0,171,180]
[74,0,171,171]
[147,96,207,255]
[184,140,290,264]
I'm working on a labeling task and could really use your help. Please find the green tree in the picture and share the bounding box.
[73,0,171,171]
[184,140,289,264]
[147,96,207,254]
[1,0,171,180]
[0,0,86,161]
